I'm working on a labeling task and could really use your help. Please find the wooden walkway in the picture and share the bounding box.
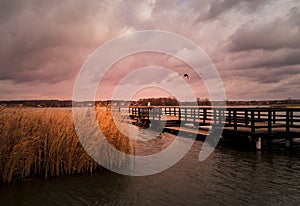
[128,106,300,149]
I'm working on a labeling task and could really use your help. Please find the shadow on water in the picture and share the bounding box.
[0,170,131,206]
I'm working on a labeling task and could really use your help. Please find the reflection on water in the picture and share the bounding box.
[1,129,300,205]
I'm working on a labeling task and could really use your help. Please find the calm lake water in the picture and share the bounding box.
[1,128,300,206]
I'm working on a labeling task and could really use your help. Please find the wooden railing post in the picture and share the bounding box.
[158,108,161,120]
[286,110,290,133]
[251,110,255,133]
[218,109,222,125]
[245,110,248,126]
[213,109,217,124]
[193,108,196,122]
[233,110,237,130]
[268,110,272,133]
[138,108,140,119]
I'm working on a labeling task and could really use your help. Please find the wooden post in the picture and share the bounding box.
[245,110,248,126]
[256,137,262,150]
[203,108,207,123]
[233,110,237,130]
[268,110,272,133]
[272,111,276,124]
[213,109,217,124]
[178,108,181,121]
[158,108,161,120]
[251,110,255,133]
[193,108,196,122]
[228,110,232,125]
[286,110,290,133]
[286,138,291,147]
[285,110,291,147]
[218,109,222,125]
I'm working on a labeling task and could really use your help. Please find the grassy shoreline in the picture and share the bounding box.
[0,106,131,184]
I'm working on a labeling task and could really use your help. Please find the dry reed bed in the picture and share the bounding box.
[0,106,131,183]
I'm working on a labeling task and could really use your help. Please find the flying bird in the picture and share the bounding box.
[183,73,189,79]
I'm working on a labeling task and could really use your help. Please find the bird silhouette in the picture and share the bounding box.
[183,73,189,79]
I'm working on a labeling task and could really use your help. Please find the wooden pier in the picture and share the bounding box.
[128,106,300,149]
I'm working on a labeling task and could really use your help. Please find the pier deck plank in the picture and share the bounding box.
[164,126,209,136]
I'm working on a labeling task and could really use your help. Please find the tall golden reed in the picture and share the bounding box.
[0,106,131,183]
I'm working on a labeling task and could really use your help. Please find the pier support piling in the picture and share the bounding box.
[256,137,262,150]
[286,139,291,147]
[285,137,293,147]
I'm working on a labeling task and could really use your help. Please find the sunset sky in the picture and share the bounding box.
[1,0,300,101]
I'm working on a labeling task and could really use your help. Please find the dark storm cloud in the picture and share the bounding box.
[253,50,300,68]
[0,0,108,84]
[243,66,300,84]
[229,6,300,51]
[0,0,22,23]
[194,0,269,21]
[227,49,300,70]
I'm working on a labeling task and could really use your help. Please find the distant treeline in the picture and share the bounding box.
[134,98,300,106]
[132,97,212,106]
[134,97,180,106]
[0,100,73,107]
[227,99,300,106]
[0,98,299,107]
[0,100,130,108]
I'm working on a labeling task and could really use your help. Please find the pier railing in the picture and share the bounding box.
[129,106,300,135]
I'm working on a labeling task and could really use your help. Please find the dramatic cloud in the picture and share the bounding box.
[0,0,299,100]
[194,0,269,21]
[229,6,300,51]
